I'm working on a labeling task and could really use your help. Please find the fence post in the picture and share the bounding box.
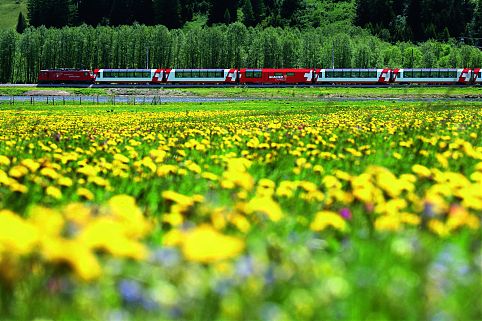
[63,96,65,105]
[47,96,49,104]
[53,97,55,105]
[97,95,99,105]
[113,95,116,105]
[80,96,82,105]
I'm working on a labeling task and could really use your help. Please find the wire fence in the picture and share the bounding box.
[0,96,247,105]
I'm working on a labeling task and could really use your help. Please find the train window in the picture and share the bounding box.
[245,70,261,78]
[421,70,431,78]
[216,71,224,78]
[287,72,295,76]
[479,72,481,77]
[200,71,208,78]
[325,71,332,78]
[439,70,454,78]
[144,71,151,78]
[176,71,190,78]
[274,72,283,76]
[208,71,216,78]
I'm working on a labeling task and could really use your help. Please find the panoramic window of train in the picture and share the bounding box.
[246,70,262,78]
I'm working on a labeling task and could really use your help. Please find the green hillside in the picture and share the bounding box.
[0,0,27,30]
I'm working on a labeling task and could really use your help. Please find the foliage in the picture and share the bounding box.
[356,0,476,42]
[1,24,481,84]
[0,100,481,320]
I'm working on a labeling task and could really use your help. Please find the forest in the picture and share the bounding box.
[1,23,482,83]
[23,0,482,43]
[0,0,481,83]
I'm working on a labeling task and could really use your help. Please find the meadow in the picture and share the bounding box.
[1,85,482,99]
[0,100,481,320]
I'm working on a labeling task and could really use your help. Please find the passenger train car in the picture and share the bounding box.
[315,69,391,84]
[38,68,482,85]
[94,69,163,83]
[239,68,313,84]
[164,69,237,83]
[391,69,471,84]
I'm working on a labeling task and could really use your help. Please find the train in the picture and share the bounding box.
[38,68,482,85]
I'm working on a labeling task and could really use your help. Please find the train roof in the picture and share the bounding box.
[40,69,92,72]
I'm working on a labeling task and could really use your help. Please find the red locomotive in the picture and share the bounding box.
[38,69,95,84]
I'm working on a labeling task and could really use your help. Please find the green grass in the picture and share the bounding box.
[0,85,481,99]
[180,86,482,98]
[0,0,27,30]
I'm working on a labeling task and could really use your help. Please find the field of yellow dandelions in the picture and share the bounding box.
[0,101,481,320]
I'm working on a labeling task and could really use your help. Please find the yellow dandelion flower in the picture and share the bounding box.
[42,238,101,281]
[77,165,99,177]
[163,229,184,247]
[40,167,59,180]
[79,218,148,260]
[57,176,73,187]
[77,187,94,200]
[181,225,244,263]
[29,206,64,236]
[412,164,431,178]
[162,190,195,208]
[374,215,402,232]
[21,159,40,172]
[0,210,39,255]
[428,219,449,237]
[310,211,347,232]
[245,195,283,221]
[108,195,151,237]
[0,155,11,166]
[113,153,130,163]
[46,186,62,199]
[9,165,29,178]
